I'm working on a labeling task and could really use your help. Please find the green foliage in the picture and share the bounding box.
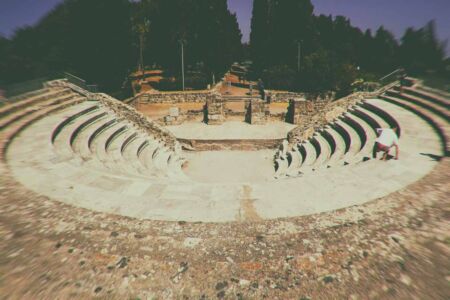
[262,65,297,90]
[0,0,134,93]
[135,0,243,82]
[399,21,447,75]
[0,0,243,93]
[249,0,447,94]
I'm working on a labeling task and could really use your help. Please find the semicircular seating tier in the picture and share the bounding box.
[1,79,449,222]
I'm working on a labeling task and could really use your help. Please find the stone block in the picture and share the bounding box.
[247,99,269,125]
[287,98,315,125]
[206,93,225,125]
[169,107,180,117]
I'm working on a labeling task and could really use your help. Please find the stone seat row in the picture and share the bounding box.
[275,101,398,178]
[379,86,449,157]
[51,103,186,180]
[275,83,449,179]
[0,88,85,129]
[3,84,446,222]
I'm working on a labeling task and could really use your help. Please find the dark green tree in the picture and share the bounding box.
[399,21,446,74]
[250,0,270,73]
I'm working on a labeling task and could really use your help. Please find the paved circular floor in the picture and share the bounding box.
[5,99,443,222]
[165,121,296,140]
[184,150,275,183]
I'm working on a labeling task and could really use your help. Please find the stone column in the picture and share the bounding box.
[247,99,270,125]
[205,92,225,125]
[286,98,315,125]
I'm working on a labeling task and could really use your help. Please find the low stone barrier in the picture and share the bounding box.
[268,90,335,103]
[178,137,285,151]
[133,90,211,104]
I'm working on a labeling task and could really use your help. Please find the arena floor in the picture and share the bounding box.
[165,121,296,140]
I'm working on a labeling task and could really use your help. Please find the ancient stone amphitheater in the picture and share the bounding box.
[0,77,449,299]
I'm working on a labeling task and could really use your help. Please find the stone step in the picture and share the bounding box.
[308,133,332,171]
[152,146,172,175]
[387,90,450,122]
[286,147,303,177]
[52,105,103,159]
[75,116,117,161]
[416,85,450,100]
[334,119,361,163]
[123,135,151,175]
[5,97,443,222]
[51,104,100,143]
[6,88,50,103]
[0,88,71,119]
[108,130,145,176]
[0,98,87,158]
[139,140,164,177]
[341,115,367,152]
[298,140,317,168]
[345,112,377,162]
[354,106,390,130]
[324,125,346,167]
[329,122,351,154]
[401,86,450,108]
[69,111,109,148]
[0,92,80,129]
[378,95,449,156]
[274,155,289,179]
[92,121,129,170]
[360,101,402,137]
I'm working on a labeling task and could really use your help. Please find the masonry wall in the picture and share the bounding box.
[178,138,285,151]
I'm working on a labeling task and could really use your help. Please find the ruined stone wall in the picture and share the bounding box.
[268,91,335,103]
[247,100,270,124]
[286,91,379,143]
[93,93,178,147]
[178,138,285,151]
[286,99,315,125]
[206,93,225,125]
[132,91,211,104]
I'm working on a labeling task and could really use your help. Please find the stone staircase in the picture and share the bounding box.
[275,81,449,179]
[1,79,448,222]
[1,77,449,299]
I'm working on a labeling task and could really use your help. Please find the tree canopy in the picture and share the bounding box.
[0,0,447,96]
[249,0,448,95]
[0,0,243,94]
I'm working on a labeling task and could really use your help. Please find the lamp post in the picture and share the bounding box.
[297,40,302,73]
[179,39,186,91]
[137,19,150,81]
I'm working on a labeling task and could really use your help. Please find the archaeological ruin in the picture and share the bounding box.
[0,74,449,299]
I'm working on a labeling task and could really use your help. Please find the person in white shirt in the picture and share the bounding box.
[372,127,400,160]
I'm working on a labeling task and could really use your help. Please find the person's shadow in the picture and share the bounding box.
[420,153,442,161]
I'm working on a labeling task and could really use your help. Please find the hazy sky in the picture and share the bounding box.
[228,0,449,54]
[1,0,449,54]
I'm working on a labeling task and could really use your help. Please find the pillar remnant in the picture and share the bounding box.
[286,98,315,125]
[246,99,270,124]
[205,92,225,125]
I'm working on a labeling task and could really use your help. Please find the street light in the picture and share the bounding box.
[136,19,150,80]
[179,39,186,91]
[297,40,303,73]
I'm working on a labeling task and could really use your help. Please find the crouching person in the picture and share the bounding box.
[372,127,399,161]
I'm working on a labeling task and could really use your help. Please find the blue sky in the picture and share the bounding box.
[1,0,449,54]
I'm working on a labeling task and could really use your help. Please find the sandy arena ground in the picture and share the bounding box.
[165,121,296,140]
[184,150,275,183]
